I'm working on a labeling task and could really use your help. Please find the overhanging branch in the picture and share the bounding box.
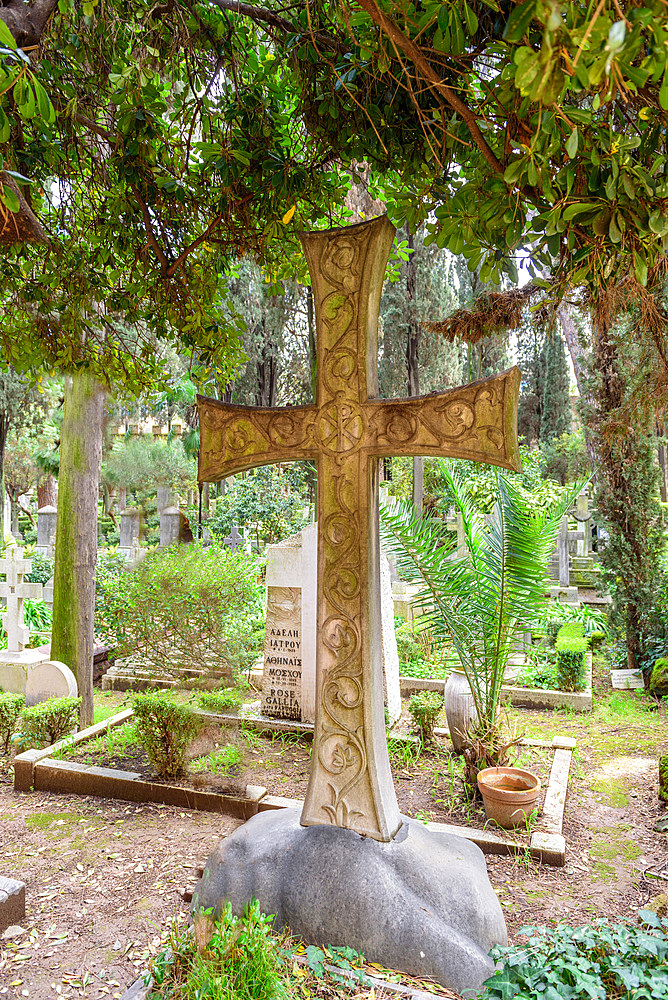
[0,0,59,48]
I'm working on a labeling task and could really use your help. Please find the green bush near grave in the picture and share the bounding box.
[408,691,443,742]
[151,899,290,1000]
[132,691,202,779]
[21,696,81,748]
[96,542,264,683]
[26,552,54,585]
[0,692,24,753]
[198,689,244,715]
[555,635,589,693]
[483,913,668,1000]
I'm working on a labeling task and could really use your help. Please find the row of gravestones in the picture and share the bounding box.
[0,546,77,706]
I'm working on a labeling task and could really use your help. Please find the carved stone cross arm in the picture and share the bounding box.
[198,216,521,843]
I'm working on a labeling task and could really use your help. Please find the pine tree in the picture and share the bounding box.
[540,332,571,443]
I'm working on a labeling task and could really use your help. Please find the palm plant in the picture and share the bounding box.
[381,462,582,771]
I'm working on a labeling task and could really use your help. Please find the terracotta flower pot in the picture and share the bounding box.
[477,766,541,829]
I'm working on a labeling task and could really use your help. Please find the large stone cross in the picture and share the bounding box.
[0,546,42,652]
[197,216,520,842]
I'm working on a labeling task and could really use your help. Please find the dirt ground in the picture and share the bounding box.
[1,666,667,1000]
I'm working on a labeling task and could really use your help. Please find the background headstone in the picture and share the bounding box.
[157,487,179,513]
[261,525,317,722]
[25,659,78,706]
[260,524,400,725]
[120,507,143,556]
[0,548,42,652]
[160,506,181,547]
[36,505,57,556]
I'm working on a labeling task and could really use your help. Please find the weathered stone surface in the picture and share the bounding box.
[650,658,668,699]
[0,876,26,932]
[197,217,520,843]
[25,659,78,706]
[194,808,507,996]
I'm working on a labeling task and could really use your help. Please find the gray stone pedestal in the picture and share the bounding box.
[36,504,57,556]
[193,809,507,997]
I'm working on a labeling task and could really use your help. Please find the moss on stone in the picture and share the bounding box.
[659,755,668,804]
[649,658,668,698]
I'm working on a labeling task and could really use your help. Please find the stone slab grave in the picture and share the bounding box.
[0,875,25,934]
[0,545,53,695]
[254,522,401,727]
[195,217,522,994]
[15,702,574,869]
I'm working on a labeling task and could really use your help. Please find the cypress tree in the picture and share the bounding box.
[540,332,571,443]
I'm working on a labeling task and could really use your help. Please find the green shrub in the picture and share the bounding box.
[21,696,81,748]
[0,692,25,752]
[408,691,443,741]
[96,542,264,683]
[483,914,668,1000]
[198,689,244,714]
[152,899,289,1000]
[555,635,589,692]
[556,621,585,641]
[132,692,202,778]
[27,552,54,585]
[519,658,561,691]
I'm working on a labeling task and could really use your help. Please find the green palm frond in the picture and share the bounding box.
[381,463,585,727]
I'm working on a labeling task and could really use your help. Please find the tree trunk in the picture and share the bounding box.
[557,304,597,470]
[307,284,317,401]
[0,415,6,543]
[37,473,57,509]
[51,373,106,729]
[405,230,423,511]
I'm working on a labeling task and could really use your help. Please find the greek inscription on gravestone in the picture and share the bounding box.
[261,587,302,720]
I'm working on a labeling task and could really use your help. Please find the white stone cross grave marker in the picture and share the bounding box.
[224,525,244,552]
[0,547,43,652]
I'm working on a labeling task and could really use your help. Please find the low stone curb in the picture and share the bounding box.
[399,653,593,712]
[13,707,261,819]
[0,876,26,933]
[14,711,574,867]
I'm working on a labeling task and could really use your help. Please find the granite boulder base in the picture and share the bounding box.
[193,808,506,997]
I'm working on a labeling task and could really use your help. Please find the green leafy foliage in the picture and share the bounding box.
[304,944,372,991]
[26,551,54,585]
[132,691,201,779]
[0,691,24,752]
[151,900,290,1000]
[408,691,443,741]
[208,465,312,548]
[198,689,244,715]
[484,915,668,1000]
[555,633,589,692]
[102,437,195,493]
[21,696,81,749]
[95,542,263,681]
[382,463,582,733]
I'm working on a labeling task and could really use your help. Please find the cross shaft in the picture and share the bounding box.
[198,216,520,841]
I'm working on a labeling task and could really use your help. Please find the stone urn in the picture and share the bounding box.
[477,766,541,829]
[444,668,477,755]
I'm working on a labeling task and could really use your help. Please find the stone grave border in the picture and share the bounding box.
[14,708,575,868]
[13,708,262,821]
[399,651,593,713]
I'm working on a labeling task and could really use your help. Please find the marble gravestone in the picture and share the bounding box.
[0,546,55,695]
[195,218,518,992]
[259,525,401,726]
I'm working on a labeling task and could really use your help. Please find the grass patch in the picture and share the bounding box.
[191,745,242,774]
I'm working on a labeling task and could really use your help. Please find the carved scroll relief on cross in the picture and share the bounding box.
[197,215,521,843]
